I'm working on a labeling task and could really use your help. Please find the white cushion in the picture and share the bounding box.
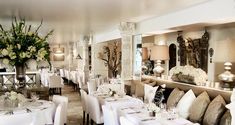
[144,84,158,103]
[177,89,196,119]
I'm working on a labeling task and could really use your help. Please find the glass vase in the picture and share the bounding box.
[15,63,26,87]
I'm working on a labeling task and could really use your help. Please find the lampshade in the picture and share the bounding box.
[150,45,169,60]
[142,47,148,61]
[214,39,235,62]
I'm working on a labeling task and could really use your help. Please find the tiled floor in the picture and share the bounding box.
[60,84,83,125]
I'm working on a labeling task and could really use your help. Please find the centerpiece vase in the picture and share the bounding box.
[15,63,26,88]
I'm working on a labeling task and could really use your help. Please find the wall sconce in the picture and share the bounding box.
[53,44,64,55]
[209,48,214,63]
[53,44,65,61]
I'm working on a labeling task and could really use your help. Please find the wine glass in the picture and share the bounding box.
[167,106,178,120]
[31,92,39,101]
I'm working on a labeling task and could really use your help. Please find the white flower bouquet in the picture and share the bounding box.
[0,18,53,66]
[146,102,160,112]
[4,91,26,102]
[3,91,26,108]
[169,65,208,85]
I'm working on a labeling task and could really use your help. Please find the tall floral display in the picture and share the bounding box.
[0,18,53,87]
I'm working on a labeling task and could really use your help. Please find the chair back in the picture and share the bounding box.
[49,75,64,88]
[54,103,64,125]
[80,89,89,113]
[87,79,97,94]
[52,95,68,124]
[120,116,134,125]
[87,95,103,124]
[77,75,83,89]
[102,105,118,125]
[59,69,65,78]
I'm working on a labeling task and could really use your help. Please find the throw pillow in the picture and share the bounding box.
[144,84,158,103]
[166,88,184,108]
[176,89,196,119]
[220,110,231,125]
[188,91,211,123]
[134,82,144,98]
[203,95,226,125]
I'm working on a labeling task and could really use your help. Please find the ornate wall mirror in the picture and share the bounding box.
[177,30,209,72]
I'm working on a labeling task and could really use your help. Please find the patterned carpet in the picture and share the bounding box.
[60,84,83,125]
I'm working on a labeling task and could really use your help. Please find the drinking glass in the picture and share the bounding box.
[31,92,39,101]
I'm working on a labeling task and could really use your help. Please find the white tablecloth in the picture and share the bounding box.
[0,100,56,125]
[93,93,143,125]
[118,105,194,125]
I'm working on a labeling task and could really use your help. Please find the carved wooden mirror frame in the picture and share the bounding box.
[177,30,209,72]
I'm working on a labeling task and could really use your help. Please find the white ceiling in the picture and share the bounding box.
[0,0,210,35]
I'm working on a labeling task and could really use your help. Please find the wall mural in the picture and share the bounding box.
[177,30,209,72]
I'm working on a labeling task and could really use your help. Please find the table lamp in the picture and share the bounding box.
[215,39,235,90]
[150,45,169,77]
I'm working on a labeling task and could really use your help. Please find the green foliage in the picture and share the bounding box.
[0,17,53,66]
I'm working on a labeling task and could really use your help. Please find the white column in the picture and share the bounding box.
[119,22,135,80]
[226,88,235,125]
[82,35,90,84]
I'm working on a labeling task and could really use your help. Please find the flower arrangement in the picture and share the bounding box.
[4,91,26,102]
[146,102,160,112]
[0,18,53,66]
[169,65,208,85]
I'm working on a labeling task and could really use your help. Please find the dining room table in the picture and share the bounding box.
[92,91,144,125]
[117,104,195,125]
[0,97,56,125]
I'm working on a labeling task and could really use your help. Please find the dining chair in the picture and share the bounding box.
[80,89,90,125]
[54,103,64,125]
[87,79,97,94]
[49,75,64,95]
[78,75,88,93]
[87,95,103,125]
[52,95,68,125]
[119,116,135,125]
[102,105,118,125]
[59,69,65,79]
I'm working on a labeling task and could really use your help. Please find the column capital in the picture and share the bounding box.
[119,22,135,35]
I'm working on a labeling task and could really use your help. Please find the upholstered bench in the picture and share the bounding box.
[128,76,232,125]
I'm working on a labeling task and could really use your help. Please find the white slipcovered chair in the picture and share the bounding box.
[87,95,103,125]
[102,105,117,125]
[49,75,64,95]
[80,89,90,124]
[52,95,68,125]
[77,73,88,92]
[87,79,97,94]
[54,103,64,125]
[59,69,65,78]
[120,116,135,125]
